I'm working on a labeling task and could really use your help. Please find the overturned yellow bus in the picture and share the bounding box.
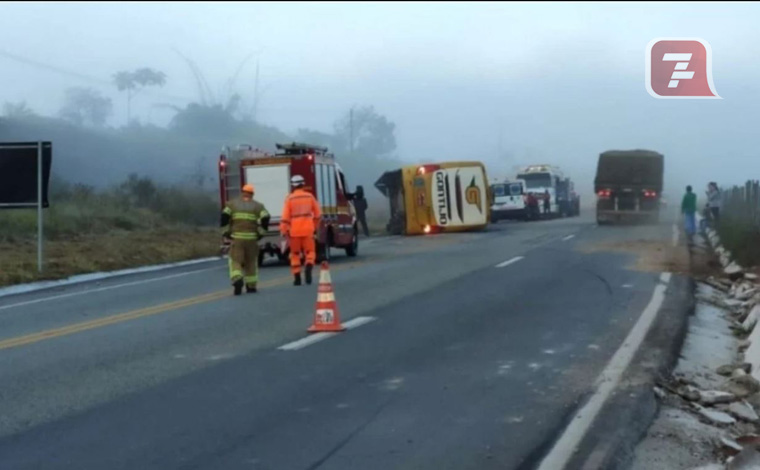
[374,161,491,235]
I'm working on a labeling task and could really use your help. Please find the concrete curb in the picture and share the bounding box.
[0,256,223,299]
[699,218,760,383]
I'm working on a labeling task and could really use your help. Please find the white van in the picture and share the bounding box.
[490,179,527,222]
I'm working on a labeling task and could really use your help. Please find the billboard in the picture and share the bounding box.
[432,167,487,227]
[0,142,52,207]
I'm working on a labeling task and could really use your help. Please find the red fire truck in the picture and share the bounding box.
[218,142,360,266]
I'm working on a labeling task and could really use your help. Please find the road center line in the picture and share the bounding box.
[562,234,576,241]
[495,256,524,268]
[536,275,671,470]
[0,265,225,312]
[0,262,370,352]
[277,316,377,351]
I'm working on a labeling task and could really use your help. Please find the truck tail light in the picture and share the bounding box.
[643,190,657,198]
[597,189,612,199]
[424,224,431,234]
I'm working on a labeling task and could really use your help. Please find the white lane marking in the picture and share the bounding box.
[278,332,335,351]
[562,235,576,241]
[660,272,672,284]
[672,223,679,247]
[277,316,377,351]
[0,266,224,312]
[343,316,377,329]
[536,275,671,470]
[621,284,634,289]
[495,256,524,268]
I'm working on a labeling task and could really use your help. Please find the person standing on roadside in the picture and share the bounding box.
[354,186,370,237]
[707,182,722,225]
[681,185,697,245]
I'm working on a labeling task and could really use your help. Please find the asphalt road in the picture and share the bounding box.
[0,213,679,470]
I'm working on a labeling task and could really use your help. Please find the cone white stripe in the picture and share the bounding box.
[317,293,335,302]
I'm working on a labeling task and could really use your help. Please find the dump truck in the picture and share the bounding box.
[594,149,664,225]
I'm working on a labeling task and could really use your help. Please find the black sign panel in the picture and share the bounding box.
[0,142,52,207]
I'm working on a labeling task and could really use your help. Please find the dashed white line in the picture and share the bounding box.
[562,234,576,241]
[0,265,224,312]
[277,316,377,351]
[536,274,671,470]
[672,223,679,247]
[495,256,524,268]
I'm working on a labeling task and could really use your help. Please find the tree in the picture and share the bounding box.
[58,87,113,127]
[333,106,397,158]
[168,102,237,137]
[112,67,167,125]
[2,101,36,119]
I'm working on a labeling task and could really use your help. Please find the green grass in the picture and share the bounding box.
[0,175,223,287]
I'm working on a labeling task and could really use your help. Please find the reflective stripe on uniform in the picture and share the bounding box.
[232,232,258,240]
[244,275,258,284]
[223,206,232,215]
[232,213,259,221]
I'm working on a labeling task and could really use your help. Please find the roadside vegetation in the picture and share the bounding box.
[0,62,402,287]
[0,175,221,286]
[716,180,760,268]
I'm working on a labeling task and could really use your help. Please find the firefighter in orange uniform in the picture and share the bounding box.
[281,175,321,286]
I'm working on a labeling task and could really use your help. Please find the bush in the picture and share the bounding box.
[0,174,217,243]
[717,218,760,267]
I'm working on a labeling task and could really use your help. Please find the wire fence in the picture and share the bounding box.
[722,180,760,227]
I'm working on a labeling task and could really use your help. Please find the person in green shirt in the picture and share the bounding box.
[681,185,697,242]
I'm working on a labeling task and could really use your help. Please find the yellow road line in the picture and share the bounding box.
[0,235,464,352]
[0,261,365,352]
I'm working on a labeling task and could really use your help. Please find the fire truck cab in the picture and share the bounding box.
[219,142,359,266]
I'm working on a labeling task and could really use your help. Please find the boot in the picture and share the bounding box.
[246,285,257,294]
[294,273,302,286]
[233,279,244,296]
[305,264,313,285]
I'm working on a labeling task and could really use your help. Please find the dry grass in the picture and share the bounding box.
[0,228,220,286]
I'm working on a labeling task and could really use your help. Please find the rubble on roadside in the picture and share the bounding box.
[631,225,760,470]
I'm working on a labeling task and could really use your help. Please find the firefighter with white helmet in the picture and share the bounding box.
[280,175,322,286]
[221,184,270,295]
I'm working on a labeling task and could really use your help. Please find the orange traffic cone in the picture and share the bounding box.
[308,261,347,333]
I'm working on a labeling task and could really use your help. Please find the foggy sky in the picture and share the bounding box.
[1,1,759,200]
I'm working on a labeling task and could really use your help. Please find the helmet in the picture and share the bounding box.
[242,184,254,194]
[291,175,305,187]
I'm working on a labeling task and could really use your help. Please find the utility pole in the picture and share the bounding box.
[252,59,260,122]
[349,106,354,154]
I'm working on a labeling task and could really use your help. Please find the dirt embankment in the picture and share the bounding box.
[577,237,722,278]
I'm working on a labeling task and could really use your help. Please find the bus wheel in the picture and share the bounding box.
[345,226,359,257]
